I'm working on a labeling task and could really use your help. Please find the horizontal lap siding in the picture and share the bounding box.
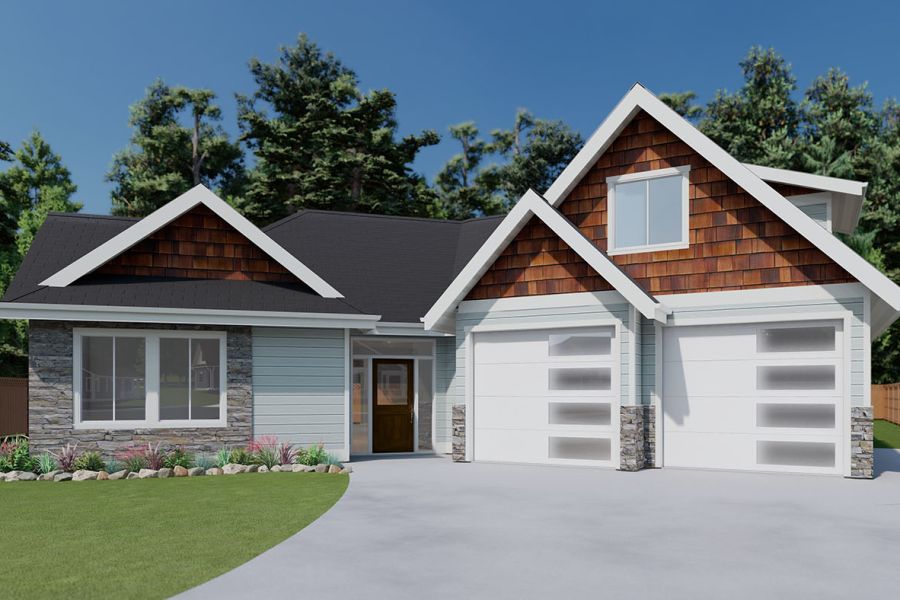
[454,300,631,414]
[667,296,866,406]
[252,328,345,449]
[795,202,829,229]
[434,337,456,450]
[639,316,656,406]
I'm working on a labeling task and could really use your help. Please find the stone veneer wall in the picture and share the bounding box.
[619,406,645,471]
[418,388,433,451]
[620,405,656,471]
[641,404,656,468]
[451,404,466,462]
[28,320,252,455]
[850,406,873,479]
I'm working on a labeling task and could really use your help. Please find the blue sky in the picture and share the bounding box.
[2,0,898,215]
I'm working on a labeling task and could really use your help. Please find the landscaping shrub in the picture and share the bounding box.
[51,442,79,472]
[215,447,230,468]
[74,451,106,472]
[194,454,215,470]
[297,443,333,466]
[248,436,279,468]
[105,458,122,473]
[36,453,57,475]
[0,436,38,473]
[163,447,194,469]
[143,442,165,470]
[117,446,148,473]
[277,442,298,466]
[228,447,253,466]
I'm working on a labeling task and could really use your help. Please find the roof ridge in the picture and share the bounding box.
[265,208,506,231]
[46,211,139,222]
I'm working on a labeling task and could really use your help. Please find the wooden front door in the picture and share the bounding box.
[372,359,414,453]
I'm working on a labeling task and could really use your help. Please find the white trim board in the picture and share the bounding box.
[39,185,344,299]
[658,283,868,309]
[423,189,669,331]
[541,83,900,336]
[0,301,381,329]
[458,290,627,314]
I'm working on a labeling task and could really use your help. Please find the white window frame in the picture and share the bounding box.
[607,165,690,255]
[73,328,227,429]
[788,192,833,233]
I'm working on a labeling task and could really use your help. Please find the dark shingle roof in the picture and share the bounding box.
[2,209,501,322]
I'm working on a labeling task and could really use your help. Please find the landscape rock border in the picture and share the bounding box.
[2,462,352,483]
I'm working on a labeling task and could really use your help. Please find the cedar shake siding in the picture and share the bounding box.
[93,204,298,283]
[467,111,855,301]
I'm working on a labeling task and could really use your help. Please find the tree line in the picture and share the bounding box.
[2,40,900,380]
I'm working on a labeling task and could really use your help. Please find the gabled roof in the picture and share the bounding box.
[1,204,502,324]
[743,163,865,234]
[538,83,900,336]
[422,190,669,332]
[38,185,344,298]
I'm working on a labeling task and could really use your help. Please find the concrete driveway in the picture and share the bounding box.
[180,452,900,599]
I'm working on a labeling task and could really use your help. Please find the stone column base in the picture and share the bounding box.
[452,405,467,462]
[619,405,656,471]
[850,406,873,479]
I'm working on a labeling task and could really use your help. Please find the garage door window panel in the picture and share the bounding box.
[756,365,836,390]
[548,402,611,426]
[757,441,835,468]
[549,367,611,391]
[757,325,836,353]
[548,437,611,461]
[549,330,613,357]
[756,403,835,429]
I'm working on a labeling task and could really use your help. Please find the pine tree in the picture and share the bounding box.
[107,80,244,217]
[0,132,80,375]
[236,35,439,224]
[484,110,582,207]
[701,46,799,167]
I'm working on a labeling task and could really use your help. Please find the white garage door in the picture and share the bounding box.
[473,326,619,466]
[663,320,846,474]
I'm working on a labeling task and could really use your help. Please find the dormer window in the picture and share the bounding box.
[607,166,690,255]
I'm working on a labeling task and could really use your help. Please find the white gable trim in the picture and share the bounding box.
[742,163,867,197]
[39,185,344,298]
[543,83,900,331]
[422,190,668,331]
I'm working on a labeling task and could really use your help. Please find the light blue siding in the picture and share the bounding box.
[252,327,345,450]
[433,337,456,449]
[667,295,866,406]
[639,316,656,406]
[793,201,829,230]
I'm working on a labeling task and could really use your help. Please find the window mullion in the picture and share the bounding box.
[187,338,192,422]
[148,335,160,427]
[111,337,116,422]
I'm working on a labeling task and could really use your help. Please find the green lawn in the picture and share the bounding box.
[875,419,900,449]
[0,472,348,599]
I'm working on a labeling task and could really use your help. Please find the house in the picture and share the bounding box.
[2,84,898,478]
